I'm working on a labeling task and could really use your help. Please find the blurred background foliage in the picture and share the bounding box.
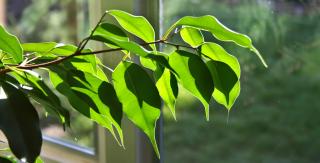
[163,0,320,163]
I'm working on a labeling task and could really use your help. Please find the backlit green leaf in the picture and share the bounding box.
[63,56,102,78]
[49,67,123,145]
[113,61,161,158]
[50,44,77,56]
[201,43,240,109]
[22,42,93,59]
[90,35,150,57]
[22,42,75,56]
[140,57,157,70]
[35,157,43,163]
[202,43,240,77]
[180,27,204,48]
[94,23,128,47]
[163,15,267,67]
[0,26,23,63]
[168,50,214,120]
[145,52,176,74]
[206,61,239,109]
[140,52,175,71]
[93,23,130,55]
[155,68,178,120]
[22,42,56,53]
[95,23,128,42]
[108,10,156,50]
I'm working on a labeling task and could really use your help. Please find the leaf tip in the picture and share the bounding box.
[251,47,268,68]
[205,112,210,121]
[173,115,177,121]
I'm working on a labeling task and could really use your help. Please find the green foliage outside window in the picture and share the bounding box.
[0,9,265,162]
[163,1,320,163]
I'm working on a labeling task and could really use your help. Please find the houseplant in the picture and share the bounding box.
[0,10,266,162]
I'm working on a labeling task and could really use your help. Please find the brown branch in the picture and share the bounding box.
[0,11,196,75]
[0,40,195,75]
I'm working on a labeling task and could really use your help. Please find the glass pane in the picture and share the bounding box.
[5,0,94,149]
[162,0,320,163]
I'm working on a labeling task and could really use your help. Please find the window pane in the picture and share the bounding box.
[5,0,94,149]
[162,0,320,163]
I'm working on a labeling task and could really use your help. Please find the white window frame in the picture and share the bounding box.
[0,0,5,25]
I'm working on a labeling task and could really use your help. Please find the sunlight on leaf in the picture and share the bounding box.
[168,50,214,120]
[113,61,161,158]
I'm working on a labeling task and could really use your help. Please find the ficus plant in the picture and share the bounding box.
[0,10,267,163]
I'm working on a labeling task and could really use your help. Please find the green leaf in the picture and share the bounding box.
[140,52,175,71]
[82,55,98,74]
[140,57,157,70]
[0,82,42,163]
[8,70,70,126]
[22,42,91,57]
[50,44,77,56]
[201,43,241,109]
[145,52,176,74]
[168,50,214,120]
[108,10,156,50]
[112,61,161,158]
[63,56,102,79]
[201,43,240,78]
[93,23,130,56]
[22,42,56,53]
[90,35,150,57]
[163,15,267,67]
[95,23,129,42]
[180,27,204,48]
[206,61,239,109]
[94,23,129,49]
[49,67,124,145]
[0,26,23,63]
[35,157,44,163]
[139,52,177,74]
[155,68,178,120]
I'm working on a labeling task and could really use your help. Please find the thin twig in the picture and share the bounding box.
[0,12,198,75]
[163,41,196,50]
[77,12,107,52]
[25,56,40,64]
[99,64,114,72]
[0,40,196,74]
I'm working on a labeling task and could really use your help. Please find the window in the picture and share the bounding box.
[5,1,316,163]
[162,0,320,163]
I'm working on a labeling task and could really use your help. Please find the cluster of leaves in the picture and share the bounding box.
[0,10,266,162]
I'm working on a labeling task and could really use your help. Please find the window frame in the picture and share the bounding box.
[0,0,5,25]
